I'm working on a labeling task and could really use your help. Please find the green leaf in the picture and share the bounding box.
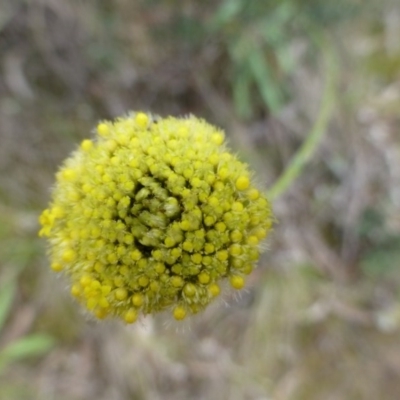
[0,282,16,333]
[0,334,55,374]
[248,49,285,113]
[233,67,254,119]
[210,0,244,29]
[361,237,400,278]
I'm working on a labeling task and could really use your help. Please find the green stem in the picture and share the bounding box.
[267,36,338,201]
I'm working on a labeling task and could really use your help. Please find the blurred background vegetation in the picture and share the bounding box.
[1,0,400,399]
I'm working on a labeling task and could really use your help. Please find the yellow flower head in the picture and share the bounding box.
[39,112,274,323]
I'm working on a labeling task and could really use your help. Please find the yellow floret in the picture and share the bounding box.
[191,253,202,264]
[230,275,245,290]
[124,308,138,324]
[131,293,143,307]
[171,276,184,288]
[247,188,260,200]
[183,283,196,297]
[81,139,93,151]
[99,297,110,308]
[71,284,81,297]
[95,307,109,319]
[87,298,98,310]
[173,306,186,320]
[50,262,63,272]
[247,236,259,246]
[97,123,109,136]
[138,276,149,287]
[61,169,77,181]
[216,250,228,262]
[211,132,224,145]
[62,249,76,263]
[235,176,250,191]
[135,112,149,128]
[198,272,210,284]
[115,288,128,301]
[208,283,220,297]
[130,250,142,261]
[80,275,92,287]
[101,285,112,295]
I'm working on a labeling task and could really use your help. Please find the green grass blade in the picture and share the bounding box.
[210,0,244,29]
[0,334,55,374]
[0,282,16,333]
[233,67,254,119]
[248,49,285,114]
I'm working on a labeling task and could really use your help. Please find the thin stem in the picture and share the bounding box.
[267,36,338,201]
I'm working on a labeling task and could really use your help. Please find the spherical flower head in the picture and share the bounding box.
[39,112,274,323]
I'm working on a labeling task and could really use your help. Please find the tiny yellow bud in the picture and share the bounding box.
[173,306,186,320]
[87,298,98,310]
[99,297,110,308]
[131,250,142,261]
[171,276,184,288]
[215,222,226,232]
[62,249,76,263]
[150,281,160,292]
[232,202,244,212]
[107,253,118,264]
[204,243,215,254]
[94,262,105,273]
[62,169,77,181]
[138,276,149,287]
[247,236,259,246]
[211,132,224,145]
[198,272,210,284]
[180,220,191,231]
[115,288,128,301]
[80,275,92,287]
[183,283,196,297]
[230,275,245,290]
[218,167,229,179]
[124,308,138,324]
[97,123,109,136]
[135,112,149,128]
[50,262,63,272]
[155,263,165,274]
[81,139,93,151]
[242,264,253,275]
[101,285,112,295]
[71,284,81,297]
[114,276,124,287]
[52,206,64,218]
[247,188,260,200]
[183,241,194,252]
[90,280,101,290]
[204,216,215,226]
[131,293,143,307]
[254,228,267,240]
[230,230,243,242]
[208,283,220,297]
[95,307,108,319]
[164,237,175,247]
[235,176,250,191]
[119,265,129,276]
[191,253,202,264]
[124,234,134,245]
[216,250,228,261]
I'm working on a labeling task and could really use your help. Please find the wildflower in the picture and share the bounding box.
[39,112,274,323]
